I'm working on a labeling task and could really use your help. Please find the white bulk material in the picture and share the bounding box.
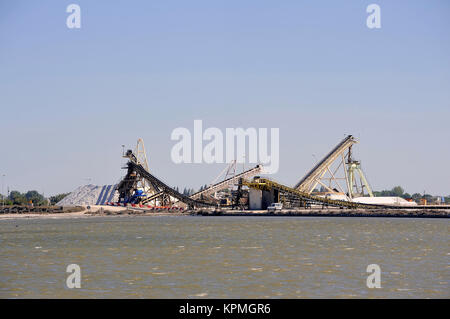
[352,196,417,206]
[57,184,118,206]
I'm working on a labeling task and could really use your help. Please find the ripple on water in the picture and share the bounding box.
[0,216,448,298]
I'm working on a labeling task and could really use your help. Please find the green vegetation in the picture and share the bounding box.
[0,191,70,206]
[374,186,449,204]
[373,186,409,198]
[0,195,13,205]
[49,193,70,205]
[182,187,195,196]
[2,190,47,206]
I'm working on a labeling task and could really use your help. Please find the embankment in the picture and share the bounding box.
[190,208,450,218]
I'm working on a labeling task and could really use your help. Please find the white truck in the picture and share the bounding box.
[267,202,283,212]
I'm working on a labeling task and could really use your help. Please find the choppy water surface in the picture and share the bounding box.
[0,216,448,298]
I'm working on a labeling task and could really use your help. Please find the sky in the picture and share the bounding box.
[0,0,449,197]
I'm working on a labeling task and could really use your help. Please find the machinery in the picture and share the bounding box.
[243,177,379,209]
[242,135,380,209]
[116,139,260,208]
[117,139,163,205]
[116,138,264,208]
[113,136,450,211]
[190,161,263,203]
[295,135,373,200]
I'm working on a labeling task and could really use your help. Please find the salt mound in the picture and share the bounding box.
[57,184,118,206]
[352,196,418,206]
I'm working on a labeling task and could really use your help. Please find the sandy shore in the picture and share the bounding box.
[0,211,88,219]
[191,208,450,218]
[2,205,449,220]
[0,205,188,220]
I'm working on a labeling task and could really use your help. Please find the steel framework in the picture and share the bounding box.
[295,135,373,199]
[244,177,379,209]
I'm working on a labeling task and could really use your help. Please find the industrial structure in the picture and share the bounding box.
[116,139,262,208]
[111,136,444,210]
[294,135,373,200]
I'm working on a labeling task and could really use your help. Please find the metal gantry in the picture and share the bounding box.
[295,135,373,200]
[116,138,264,208]
[244,177,379,209]
[190,164,263,201]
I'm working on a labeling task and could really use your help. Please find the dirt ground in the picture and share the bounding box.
[0,205,189,220]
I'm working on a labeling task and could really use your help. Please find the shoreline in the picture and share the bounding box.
[1,207,449,220]
[0,211,187,220]
[0,205,186,220]
[189,208,450,219]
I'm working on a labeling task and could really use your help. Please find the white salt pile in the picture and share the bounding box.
[57,184,118,206]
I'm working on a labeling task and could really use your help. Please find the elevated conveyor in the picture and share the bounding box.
[295,135,357,194]
[118,161,216,208]
[245,177,382,209]
[244,177,450,210]
[190,164,263,200]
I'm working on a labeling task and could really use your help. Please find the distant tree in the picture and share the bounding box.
[374,186,405,197]
[49,193,70,205]
[391,186,404,197]
[8,191,27,205]
[0,194,13,205]
[402,193,411,199]
[8,190,46,206]
[24,190,46,205]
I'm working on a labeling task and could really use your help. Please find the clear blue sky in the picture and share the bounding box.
[1,0,449,196]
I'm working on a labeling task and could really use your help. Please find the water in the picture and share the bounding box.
[0,216,448,298]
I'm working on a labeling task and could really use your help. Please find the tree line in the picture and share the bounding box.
[0,191,70,206]
[373,186,449,204]
[174,185,209,196]
[1,185,448,206]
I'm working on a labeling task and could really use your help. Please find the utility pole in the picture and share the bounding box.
[1,174,5,209]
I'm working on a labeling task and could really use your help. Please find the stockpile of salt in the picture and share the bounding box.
[57,184,118,206]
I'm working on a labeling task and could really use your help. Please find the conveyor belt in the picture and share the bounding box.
[128,161,215,208]
[244,178,450,210]
[190,164,263,200]
[295,135,357,192]
[245,178,386,209]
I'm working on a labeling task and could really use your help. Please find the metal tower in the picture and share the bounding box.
[295,135,373,200]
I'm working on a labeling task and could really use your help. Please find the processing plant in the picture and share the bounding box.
[110,135,445,210]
